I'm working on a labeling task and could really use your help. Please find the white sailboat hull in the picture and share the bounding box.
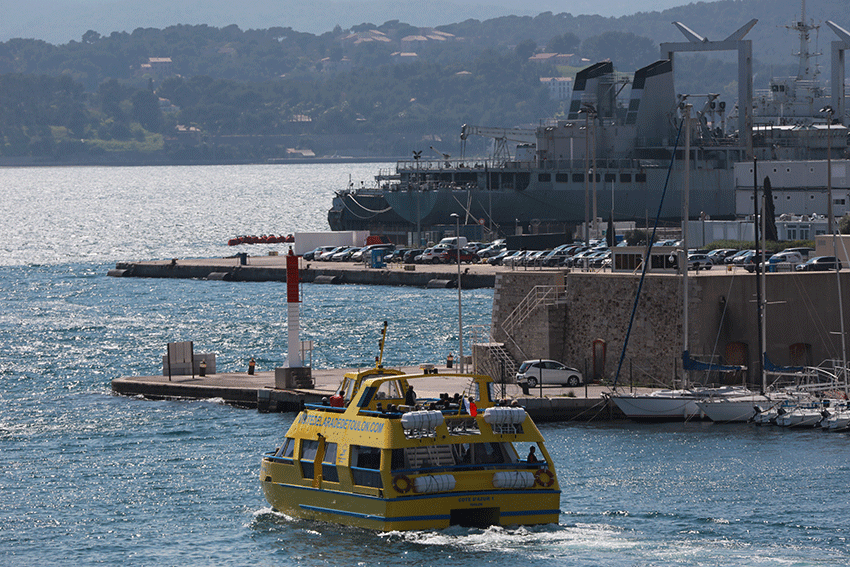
[696,396,772,422]
[610,391,703,421]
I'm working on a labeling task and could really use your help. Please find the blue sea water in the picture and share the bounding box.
[1,164,849,566]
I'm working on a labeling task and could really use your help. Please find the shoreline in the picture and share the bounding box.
[0,155,403,168]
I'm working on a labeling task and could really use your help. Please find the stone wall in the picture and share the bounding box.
[492,269,850,388]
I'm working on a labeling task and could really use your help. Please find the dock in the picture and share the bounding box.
[111,366,628,421]
[109,255,500,288]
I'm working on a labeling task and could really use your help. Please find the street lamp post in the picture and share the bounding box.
[451,213,464,373]
[820,104,846,372]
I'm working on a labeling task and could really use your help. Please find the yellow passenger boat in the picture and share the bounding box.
[260,365,561,531]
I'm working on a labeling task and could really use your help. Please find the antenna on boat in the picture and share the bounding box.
[376,320,388,368]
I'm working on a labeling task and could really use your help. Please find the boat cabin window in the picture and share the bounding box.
[472,442,509,464]
[358,380,405,408]
[350,445,382,488]
[338,377,356,401]
[373,380,403,400]
[299,439,320,478]
[322,442,339,482]
[274,437,295,460]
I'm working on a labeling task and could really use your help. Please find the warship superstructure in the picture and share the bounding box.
[328,7,850,242]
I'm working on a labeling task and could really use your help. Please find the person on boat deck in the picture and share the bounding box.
[464,396,477,416]
[405,385,416,406]
[527,446,538,463]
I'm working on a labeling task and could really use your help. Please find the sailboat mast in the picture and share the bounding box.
[760,168,768,394]
[682,105,691,389]
[754,158,765,393]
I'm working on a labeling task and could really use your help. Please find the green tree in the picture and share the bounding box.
[546,32,579,54]
[514,39,537,60]
[131,89,163,132]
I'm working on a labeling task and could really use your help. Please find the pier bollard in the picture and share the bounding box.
[248,357,255,375]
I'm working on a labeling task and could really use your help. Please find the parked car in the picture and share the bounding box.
[796,256,843,271]
[707,248,738,263]
[688,253,713,270]
[743,251,773,272]
[303,246,336,261]
[350,243,395,262]
[567,248,603,267]
[387,248,410,263]
[762,251,804,270]
[403,249,424,263]
[488,249,516,266]
[441,248,479,263]
[516,360,583,387]
[317,246,346,261]
[543,249,573,266]
[726,249,754,264]
[589,250,611,268]
[477,241,507,258]
[416,246,449,263]
[330,246,358,261]
[781,247,815,260]
[503,250,533,266]
[525,250,549,266]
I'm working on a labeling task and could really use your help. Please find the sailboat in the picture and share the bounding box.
[609,106,748,421]
[697,168,790,423]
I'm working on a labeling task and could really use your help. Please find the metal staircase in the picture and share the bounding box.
[500,285,569,339]
[471,326,520,383]
[470,285,570,384]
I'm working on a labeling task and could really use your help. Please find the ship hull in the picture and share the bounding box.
[330,164,735,234]
[260,463,560,531]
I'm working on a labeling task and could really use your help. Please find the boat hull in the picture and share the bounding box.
[609,393,704,421]
[328,164,734,234]
[261,461,560,531]
[696,396,773,423]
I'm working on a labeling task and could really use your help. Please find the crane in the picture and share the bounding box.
[430,146,452,167]
[459,124,536,161]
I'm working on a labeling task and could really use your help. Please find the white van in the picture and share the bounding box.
[438,236,468,249]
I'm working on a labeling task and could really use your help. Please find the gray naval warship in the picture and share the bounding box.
[328,11,850,242]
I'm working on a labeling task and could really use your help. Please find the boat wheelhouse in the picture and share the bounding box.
[260,368,561,531]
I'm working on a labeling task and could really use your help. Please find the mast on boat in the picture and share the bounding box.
[682,104,691,390]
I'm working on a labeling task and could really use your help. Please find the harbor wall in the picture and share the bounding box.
[111,260,496,288]
[493,270,850,387]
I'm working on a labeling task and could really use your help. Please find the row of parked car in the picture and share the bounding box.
[683,246,841,271]
[303,243,396,262]
[303,241,842,272]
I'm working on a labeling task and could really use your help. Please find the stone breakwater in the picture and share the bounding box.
[110,255,499,288]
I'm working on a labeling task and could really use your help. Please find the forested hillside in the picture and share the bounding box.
[0,0,844,163]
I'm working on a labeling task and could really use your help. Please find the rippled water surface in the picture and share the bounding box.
[1,164,849,566]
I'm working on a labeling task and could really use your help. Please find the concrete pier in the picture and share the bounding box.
[109,255,498,288]
[111,366,629,421]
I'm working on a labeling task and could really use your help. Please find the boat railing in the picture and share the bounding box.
[394,158,500,171]
[771,361,850,394]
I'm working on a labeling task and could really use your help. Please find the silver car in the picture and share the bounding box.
[516,360,583,387]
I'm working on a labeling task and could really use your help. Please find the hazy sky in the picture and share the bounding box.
[3,0,704,44]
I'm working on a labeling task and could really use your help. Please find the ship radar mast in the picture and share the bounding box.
[787,0,821,82]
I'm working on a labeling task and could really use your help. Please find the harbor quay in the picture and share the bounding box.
[108,253,850,393]
[111,365,630,421]
[492,269,850,392]
[109,254,499,288]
